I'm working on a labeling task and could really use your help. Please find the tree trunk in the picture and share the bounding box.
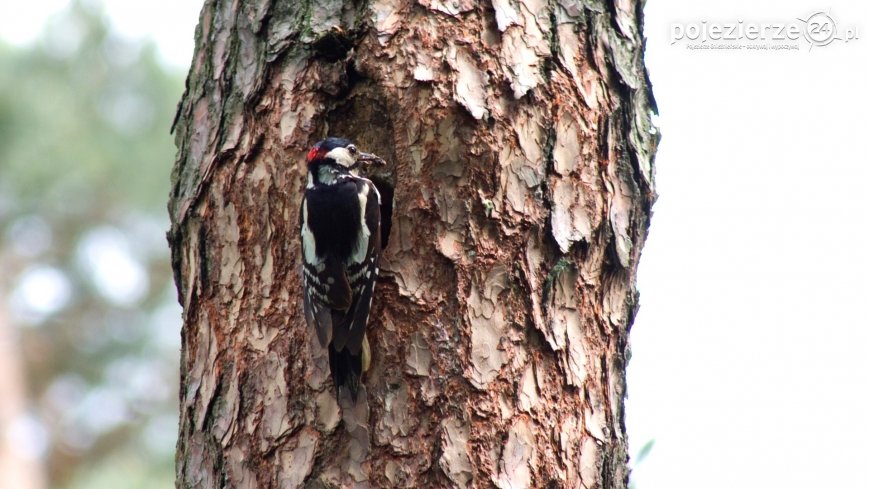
[168,1,657,488]
[0,301,46,489]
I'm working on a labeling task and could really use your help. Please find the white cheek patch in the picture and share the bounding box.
[325,147,356,168]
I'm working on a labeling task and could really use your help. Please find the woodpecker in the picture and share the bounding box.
[300,137,385,401]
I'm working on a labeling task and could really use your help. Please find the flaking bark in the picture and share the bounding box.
[169,1,658,488]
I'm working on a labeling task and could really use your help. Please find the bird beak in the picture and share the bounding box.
[356,151,386,166]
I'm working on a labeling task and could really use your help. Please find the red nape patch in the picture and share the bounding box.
[306,146,323,163]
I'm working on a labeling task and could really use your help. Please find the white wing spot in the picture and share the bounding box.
[301,200,322,268]
[348,184,371,265]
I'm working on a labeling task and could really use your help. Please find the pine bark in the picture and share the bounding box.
[168,1,658,488]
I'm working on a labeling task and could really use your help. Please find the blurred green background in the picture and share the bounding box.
[0,1,190,487]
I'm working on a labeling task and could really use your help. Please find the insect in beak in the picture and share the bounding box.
[356,151,386,167]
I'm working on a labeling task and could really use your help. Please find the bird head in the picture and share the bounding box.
[306,137,385,172]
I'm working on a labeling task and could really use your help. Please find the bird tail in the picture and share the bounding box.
[329,344,362,402]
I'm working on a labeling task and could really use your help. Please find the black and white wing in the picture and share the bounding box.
[331,179,381,354]
[300,197,352,347]
[300,178,381,400]
[328,179,380,400]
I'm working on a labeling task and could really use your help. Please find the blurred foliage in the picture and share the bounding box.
[628,438,655,489]
[634,439,655,465]
[0,1,184,488]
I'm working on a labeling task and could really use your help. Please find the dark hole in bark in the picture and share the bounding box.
[326,82,397,250]
[312,29,354,62]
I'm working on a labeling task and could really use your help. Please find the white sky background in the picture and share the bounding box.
[0,0,202,69]
[1,1,867,488]
[632,1,869,488]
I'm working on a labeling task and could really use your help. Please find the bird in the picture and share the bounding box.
[299,137,385,402]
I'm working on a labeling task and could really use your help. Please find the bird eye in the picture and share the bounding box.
[347,145,358,155]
